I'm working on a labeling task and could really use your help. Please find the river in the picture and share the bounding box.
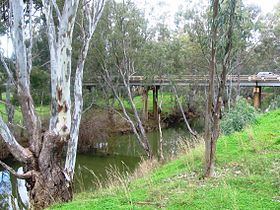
[0,126,194,209]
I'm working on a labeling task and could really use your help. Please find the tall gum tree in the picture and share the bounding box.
[204,0,236,177]
[0,0,105,208]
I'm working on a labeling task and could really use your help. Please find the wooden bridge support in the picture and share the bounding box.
[253,86,261,109]
[153,86,160,120]
[142,87,149,121]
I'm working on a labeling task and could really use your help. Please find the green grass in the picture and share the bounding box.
[51,109,280,209]
[112,91,180,114]
[0,103,50,123]
[1,92,50,123]
[0,91,176,124]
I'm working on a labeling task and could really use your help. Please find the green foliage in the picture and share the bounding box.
[221,98,257,135]
[51,109,280,209]
[30,67,51,105]
[269,95,280,111]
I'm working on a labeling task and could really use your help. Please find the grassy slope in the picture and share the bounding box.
[0,103,50,123]
[52,110,280,210]
[113,91,179,114]
[0,91,176,124]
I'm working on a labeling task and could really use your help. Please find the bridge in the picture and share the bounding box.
[84,75,280,87]
[84,75,280,118]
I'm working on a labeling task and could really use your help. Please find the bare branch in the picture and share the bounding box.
[0,160,34,179]
[27,0,33,75]
[65,0,106,180]
[0,49,16,86]
[51,0,62,22]
[172,84,197,138]
[0,116,33,163]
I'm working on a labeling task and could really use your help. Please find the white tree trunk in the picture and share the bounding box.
[65,0,105,180]
[42,0,80,137]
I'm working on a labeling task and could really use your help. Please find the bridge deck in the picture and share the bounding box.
[84,75,280,87]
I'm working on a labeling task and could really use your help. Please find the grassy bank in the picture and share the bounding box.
[52,109,280,209]
[0,91,180,124]
[0,103,49,123]
[95,91,180,114]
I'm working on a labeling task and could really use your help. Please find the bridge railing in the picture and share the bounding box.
[128,75,280,82]
[83,75,280,86]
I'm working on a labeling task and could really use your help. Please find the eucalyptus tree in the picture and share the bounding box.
[204,0,236,177]
[0,0,105,208]
[246,4,280,72]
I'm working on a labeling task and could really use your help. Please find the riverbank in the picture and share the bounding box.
[0,106,199,159]
[0,90,201,158]
[77,107,199,153]
[52,109,280,209]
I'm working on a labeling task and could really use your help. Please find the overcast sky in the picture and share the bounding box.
[133,0,280,14]
[1,0,280,57]
[132,0,280,28]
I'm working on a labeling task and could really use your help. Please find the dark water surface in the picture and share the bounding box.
[0,127,190,209]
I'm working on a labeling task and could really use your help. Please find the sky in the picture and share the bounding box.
[132,0,280,29]
[133,0,279,14]
[1,0,280,57]
[246,0,280,13]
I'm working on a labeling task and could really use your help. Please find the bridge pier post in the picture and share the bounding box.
[253,86,261,109]
[153,85,160,120]
[142,86,149,122]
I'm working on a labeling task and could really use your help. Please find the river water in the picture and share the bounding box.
[0,127,193,209]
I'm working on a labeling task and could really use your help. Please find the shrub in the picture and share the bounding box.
[221,98,257,135]
[267,95,280,111]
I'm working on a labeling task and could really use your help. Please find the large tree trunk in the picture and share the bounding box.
[0,0,105,208]
[27,132,72,209]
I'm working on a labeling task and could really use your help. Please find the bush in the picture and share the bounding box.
[267,95,280,111]
[221,98,257,135]
[30,67,51,105]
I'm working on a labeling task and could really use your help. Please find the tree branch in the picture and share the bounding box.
[0,116,33,163]
[0,160,34,179]
[51,0,62,22]
[65,0,106,180]
[0,49,16,86]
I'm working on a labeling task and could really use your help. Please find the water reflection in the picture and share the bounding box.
[0,170,12,209]
[0,167,29,210]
